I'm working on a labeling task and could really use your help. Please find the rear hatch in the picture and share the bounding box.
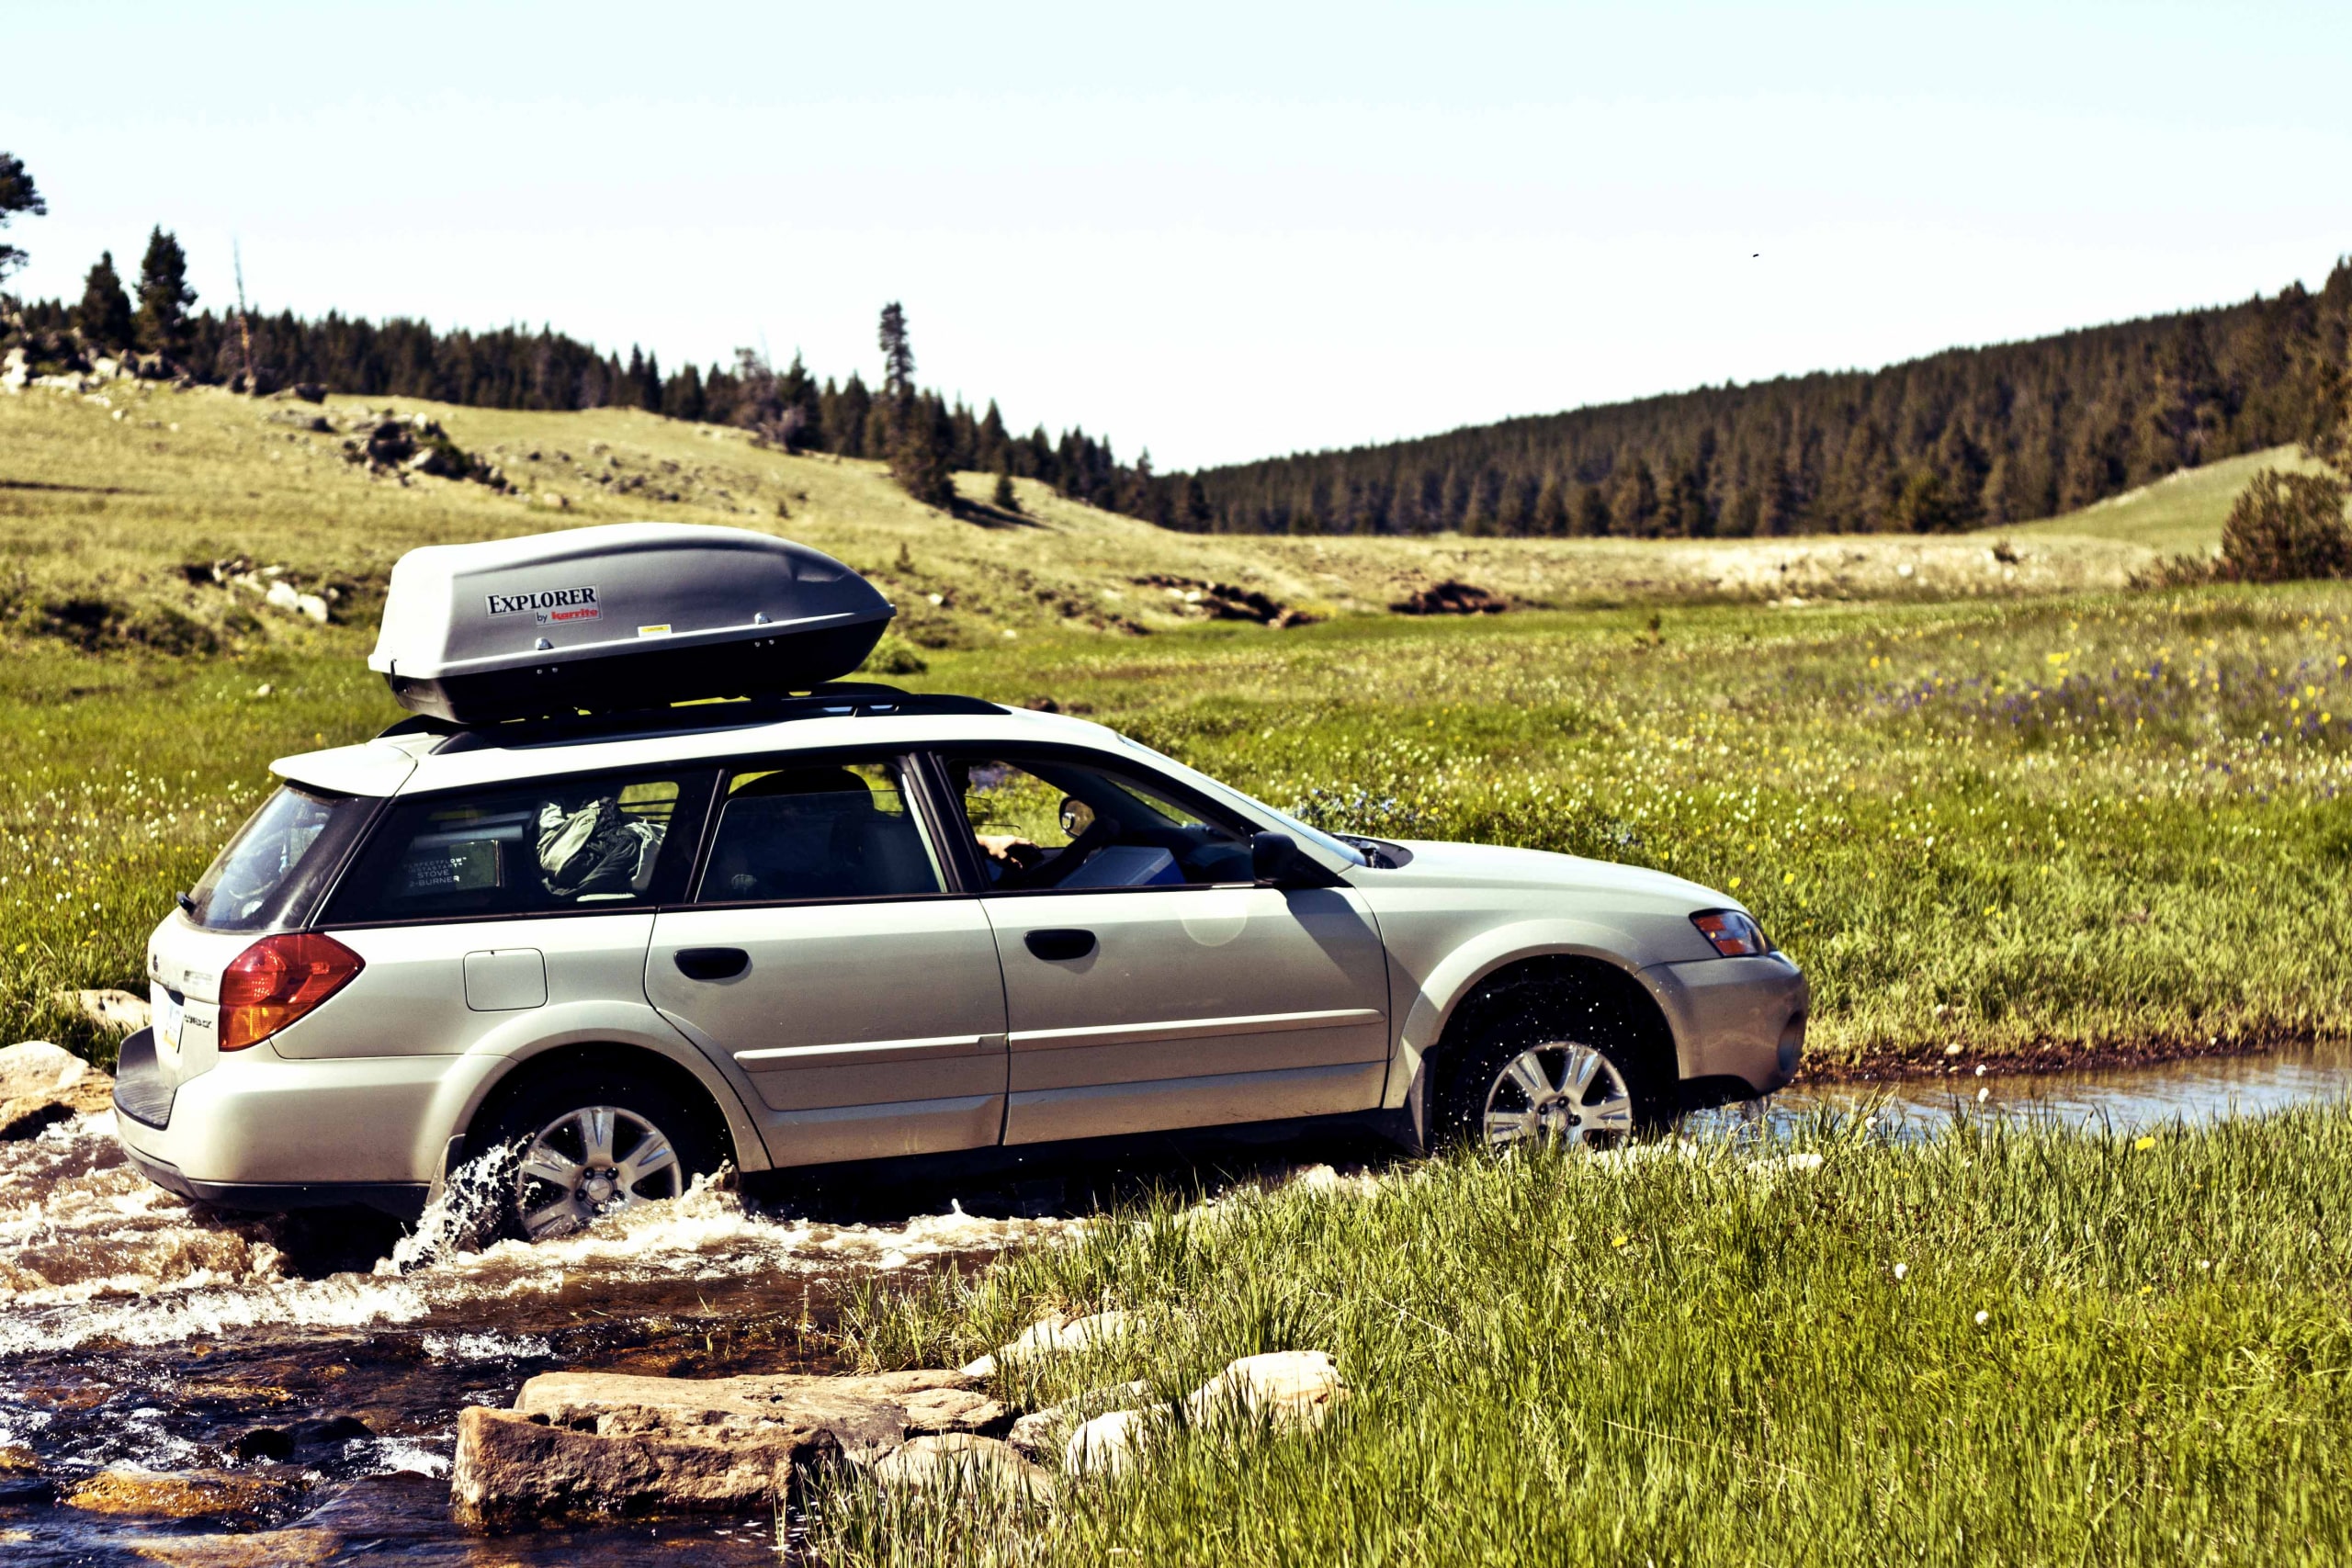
[127,785,376,1126]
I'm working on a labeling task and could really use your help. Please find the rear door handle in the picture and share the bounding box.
[674,946,750,981]
[1023,929,1096,962]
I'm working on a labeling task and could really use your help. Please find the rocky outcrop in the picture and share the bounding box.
[1392,579,1507,615]
[450,1340,1347,1526]
[452,1367,1006,1527]
[0,1041,113,1140]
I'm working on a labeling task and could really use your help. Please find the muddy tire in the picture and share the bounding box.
[1431,977,1670,1154]
[479,1066,723,1242]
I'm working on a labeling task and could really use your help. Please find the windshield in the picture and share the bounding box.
[1110,735,1368,868]
[187,785,364,931]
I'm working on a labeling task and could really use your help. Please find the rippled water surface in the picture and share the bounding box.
[6,1045,2349,1563]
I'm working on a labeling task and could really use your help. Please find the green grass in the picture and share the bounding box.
[812,1105,2352,1566]
[3,383,2346,1071]
[2007,446,2332,555]
[912,588,2352,1073]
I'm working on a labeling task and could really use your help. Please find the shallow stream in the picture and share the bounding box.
[4,1043,2348,1564]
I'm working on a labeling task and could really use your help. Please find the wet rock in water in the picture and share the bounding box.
[453,1367,1007,1526]
[120,1526,342,1567]
[226,1415,368,1463]
[0,1443,53,1506]
[62,1468,296,1524]
[960,1309,1136,1379]
[453,1404,829,1527]
[869,1433,1053,1497]
[0,1041,111,1140]
[229,1427,295,1462]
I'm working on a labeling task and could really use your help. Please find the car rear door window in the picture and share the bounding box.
[326,773,700,924]
[696,759,944,903]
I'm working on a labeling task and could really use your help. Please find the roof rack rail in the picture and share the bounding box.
[374,684,1006,754]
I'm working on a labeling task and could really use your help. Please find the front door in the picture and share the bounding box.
[646,755,1009,1165]
[934,750,1391,1145]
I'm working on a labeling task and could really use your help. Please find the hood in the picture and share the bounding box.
[1374,839,1738,911]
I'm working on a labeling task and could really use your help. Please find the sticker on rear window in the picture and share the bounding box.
[486,586,599,617]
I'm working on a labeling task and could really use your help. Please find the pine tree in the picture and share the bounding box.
[992,459,1020,513]
[1573,484,1611,537]
[0,152,41,282]
[133,227,196,355]
[75,251,134,353]
[877,302,914,399]
[1532,475,1569,536]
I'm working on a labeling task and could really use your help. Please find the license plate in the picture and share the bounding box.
[153,988,184,1053]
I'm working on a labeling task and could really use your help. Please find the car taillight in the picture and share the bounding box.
[1691,909,1770,957]
[220,932,365,1050]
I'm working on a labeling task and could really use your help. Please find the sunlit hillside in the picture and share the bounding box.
[2004,445,2329,556]
[1,382,2169,670]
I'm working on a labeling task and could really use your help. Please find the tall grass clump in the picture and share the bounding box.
[813,1106,2352,1566]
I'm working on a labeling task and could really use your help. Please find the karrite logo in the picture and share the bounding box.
[486,585,600,617]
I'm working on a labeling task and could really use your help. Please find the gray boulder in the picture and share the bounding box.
[452,1367,1007,1527]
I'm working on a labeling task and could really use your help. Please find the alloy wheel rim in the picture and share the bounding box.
[1481,1042,1635,1151]
[514,1105,683,1239]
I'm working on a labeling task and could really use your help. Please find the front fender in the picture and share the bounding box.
[1385,919,1681,1111]
[436,998,771,1175]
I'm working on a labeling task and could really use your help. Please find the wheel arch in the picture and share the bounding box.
[447,1032,763,1177]
[1395,932,1684,1145]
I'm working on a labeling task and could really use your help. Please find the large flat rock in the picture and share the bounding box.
[455,1366,1008,1527]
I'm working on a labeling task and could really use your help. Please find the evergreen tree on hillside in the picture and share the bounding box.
[877,301,914,399]
[876,305,952,506]
[75,251,133,353]
[0,152,46,284]
[133,227,196,355]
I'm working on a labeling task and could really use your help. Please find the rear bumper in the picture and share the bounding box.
[111,1041,496,1195]
[119,1143,428,1219]
[1645,951,1809,1098]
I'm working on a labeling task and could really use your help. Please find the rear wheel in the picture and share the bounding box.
[1432,981,1668,1154]
[481,1069,721,1240]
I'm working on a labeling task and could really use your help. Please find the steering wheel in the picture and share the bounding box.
[992,813,1120,891]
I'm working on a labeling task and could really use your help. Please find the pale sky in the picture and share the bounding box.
[6,2,2348,469]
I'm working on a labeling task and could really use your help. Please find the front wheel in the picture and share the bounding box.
[481,1070,721,1240]
[1432,988,1665,1154]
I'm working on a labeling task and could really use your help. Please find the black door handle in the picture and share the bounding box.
[674,946,750,981]
[1024,929,1096,962]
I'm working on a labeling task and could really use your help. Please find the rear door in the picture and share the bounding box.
[933,750,1390,1145]
[644,753,1010,1165]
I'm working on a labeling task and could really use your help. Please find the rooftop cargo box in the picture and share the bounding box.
[368,523,895,723]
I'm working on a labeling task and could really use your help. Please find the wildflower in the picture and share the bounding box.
[1611,1234,1629,1249]
[1973,1310,1990,1326]
[1893,1262,1908,1280]
[2133,1135,2155,1151]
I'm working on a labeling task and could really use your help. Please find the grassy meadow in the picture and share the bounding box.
[818,1105,2352,1566]
[2,381,2346,1077]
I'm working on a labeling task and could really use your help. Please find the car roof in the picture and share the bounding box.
[272,700,1132,798]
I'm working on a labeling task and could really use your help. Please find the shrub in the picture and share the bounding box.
[2218,468,2351,582]
[860,633,930,677]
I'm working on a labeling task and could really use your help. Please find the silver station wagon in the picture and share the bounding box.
[112,526,1806,1240]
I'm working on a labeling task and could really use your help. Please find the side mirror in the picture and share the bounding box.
[1250,831,1304,884]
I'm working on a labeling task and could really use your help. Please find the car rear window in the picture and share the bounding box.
[188,785,370,932]
[323,772,705,924]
